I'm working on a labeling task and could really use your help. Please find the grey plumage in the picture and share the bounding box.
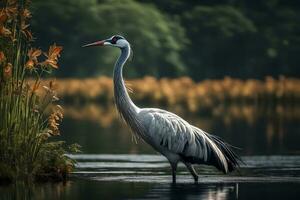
[83,35,242,183]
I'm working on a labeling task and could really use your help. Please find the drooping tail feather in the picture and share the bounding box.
[179,127,242,173]
[206,133,243,173]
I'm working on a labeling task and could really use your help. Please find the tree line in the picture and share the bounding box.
[31,0,300,80]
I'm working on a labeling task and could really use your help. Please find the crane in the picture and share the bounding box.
[82,35,242,183]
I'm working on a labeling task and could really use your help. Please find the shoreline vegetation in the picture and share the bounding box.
[0,0,79,183]
[38,76,299,113]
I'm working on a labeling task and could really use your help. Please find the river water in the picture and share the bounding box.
[0,104,300,200]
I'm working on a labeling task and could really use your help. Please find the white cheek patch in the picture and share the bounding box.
[116,39,128,48]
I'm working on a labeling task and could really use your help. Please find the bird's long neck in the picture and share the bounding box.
[113,46,139,126]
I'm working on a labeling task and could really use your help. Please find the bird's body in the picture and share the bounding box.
[83,35,241,183]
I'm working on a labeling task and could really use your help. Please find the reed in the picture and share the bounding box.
[39,76,300,113]
[0,0,79,182]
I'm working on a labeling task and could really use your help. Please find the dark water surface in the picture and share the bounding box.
[1,104,300,199]
[59,104,300,155]
[1,154,300,200]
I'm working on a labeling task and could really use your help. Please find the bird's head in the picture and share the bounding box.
[82,35,129,49]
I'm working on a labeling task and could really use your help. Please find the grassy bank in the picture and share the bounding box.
[0,0,79,183]
[39,76,300,113]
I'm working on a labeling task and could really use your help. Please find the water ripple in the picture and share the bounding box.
[69,154,300,183]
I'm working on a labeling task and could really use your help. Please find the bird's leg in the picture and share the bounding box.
[184,162,198,182]
[171,163,177,184]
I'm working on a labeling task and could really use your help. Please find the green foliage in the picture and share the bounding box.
[184,6,256,37]
[0,0,79,182]
[30,0,300,79]
[31,0,187,77]
[182,5,256,79]
[35,141,80,181]
[244,2,300,77]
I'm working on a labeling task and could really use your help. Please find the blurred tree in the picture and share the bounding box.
[31,0,99,77]
[139,0,300,79]
[182,5,256,79]
[31,0,300,79]
[31,0,187,77]
[235,0,300,78]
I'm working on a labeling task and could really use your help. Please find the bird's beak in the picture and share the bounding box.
[82,40,106,48]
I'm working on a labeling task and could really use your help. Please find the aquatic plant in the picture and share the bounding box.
[0,0,79,182]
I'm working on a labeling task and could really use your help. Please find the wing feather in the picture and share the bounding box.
[144,111,209,159]
[140,109,235,173]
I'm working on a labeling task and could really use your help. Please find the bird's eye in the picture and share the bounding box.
[111,37,117,44]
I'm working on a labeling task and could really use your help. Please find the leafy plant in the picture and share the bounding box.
[0,0,79,182]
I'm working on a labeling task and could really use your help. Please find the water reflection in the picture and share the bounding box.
[1,153,300,200]
[2,181,300,200]
[0,181,235,200]
[59,103,300,155]
[130,183,235,200]
[1,98,300,199]
[61,103,300,128]
[0,181,71,200]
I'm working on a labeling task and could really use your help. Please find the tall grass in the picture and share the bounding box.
[39,76,300,113]
[0,0,79,182]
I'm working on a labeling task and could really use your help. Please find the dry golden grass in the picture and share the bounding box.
[37,76,300,113]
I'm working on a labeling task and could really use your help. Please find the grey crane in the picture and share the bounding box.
[82,35,241,183]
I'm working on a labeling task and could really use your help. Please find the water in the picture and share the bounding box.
[59,104,300,155]
[1,104,300,199]
[1,155,300,199]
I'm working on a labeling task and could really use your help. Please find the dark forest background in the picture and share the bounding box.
[31,0,300,80]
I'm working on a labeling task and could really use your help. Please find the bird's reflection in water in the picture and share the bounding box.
[0,181,71,200]
[133,183,236,200]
